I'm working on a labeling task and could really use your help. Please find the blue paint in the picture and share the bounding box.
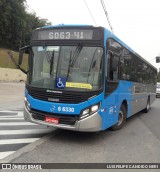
[27,24,155,131]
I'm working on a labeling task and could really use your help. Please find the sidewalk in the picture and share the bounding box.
[0,82,25,110]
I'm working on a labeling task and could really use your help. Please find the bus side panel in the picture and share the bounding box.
[150,93,156,104]
[130,82,156,115]
[148,83,156,104]
[102,80,133,130]
[102,81,156,131]
[130,82,147,115]
[114,80,133,120]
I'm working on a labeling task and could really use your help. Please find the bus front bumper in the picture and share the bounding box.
[24,106,102,132]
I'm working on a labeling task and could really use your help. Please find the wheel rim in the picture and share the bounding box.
[117,110,123,126]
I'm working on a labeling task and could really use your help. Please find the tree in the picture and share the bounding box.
[0,0,51,50]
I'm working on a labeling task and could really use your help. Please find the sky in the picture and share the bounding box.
[26,0,160,70]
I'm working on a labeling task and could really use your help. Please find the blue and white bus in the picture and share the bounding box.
[18,25,157,131]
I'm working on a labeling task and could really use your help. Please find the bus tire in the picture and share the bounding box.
[111,104,127,131]
[144,98,150,113]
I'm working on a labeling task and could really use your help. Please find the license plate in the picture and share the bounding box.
[45,116,59,124]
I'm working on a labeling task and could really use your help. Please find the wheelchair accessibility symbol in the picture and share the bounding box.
[56,77,66,88]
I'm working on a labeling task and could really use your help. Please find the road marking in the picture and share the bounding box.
[0,110,54,161]
[0,111,23,118]
[0,118,24,120]
[0,110,22,113]
[0,138,39,145]
[0,122,38,126]
[0,129,52,135]
[0,151,15,160]
[0,116,23,118]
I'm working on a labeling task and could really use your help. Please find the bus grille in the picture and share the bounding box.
[31,109,79,125]
[26,85,100,104]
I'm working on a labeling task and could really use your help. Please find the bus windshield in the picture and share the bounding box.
[29,46,103,91]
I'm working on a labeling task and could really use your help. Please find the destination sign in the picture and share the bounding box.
[38,29,93,40]
[32,28,102,41]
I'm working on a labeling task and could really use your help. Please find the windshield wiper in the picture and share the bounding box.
[70,44,83,67]
[66,44,83,79]
[50,50,55,77]
[88,48,98,76]
[66,51,72,79]
[43,45,51,63]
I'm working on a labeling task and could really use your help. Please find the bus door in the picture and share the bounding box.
[104,40,121,128]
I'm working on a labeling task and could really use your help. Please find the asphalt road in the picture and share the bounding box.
[1,99,159,163]
[137,98,160,140]
[0,83,160,171]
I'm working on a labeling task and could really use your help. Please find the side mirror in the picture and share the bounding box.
[19,45,30,65]
[111,55,119,71]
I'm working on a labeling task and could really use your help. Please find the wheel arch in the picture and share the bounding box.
[121,99,128,116]
[111,99,128,131]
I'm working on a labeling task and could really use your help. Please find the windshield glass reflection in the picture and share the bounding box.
[29,46,103,91]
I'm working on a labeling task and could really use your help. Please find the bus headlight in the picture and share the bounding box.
[91,104,99,113]
[24,97,31,112]
[80,103,100,119]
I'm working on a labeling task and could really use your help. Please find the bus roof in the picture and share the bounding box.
[103,27,157,70]
[35,24,157,70]
[41,24,94,29]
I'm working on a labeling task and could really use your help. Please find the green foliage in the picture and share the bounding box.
[0,0,51,51]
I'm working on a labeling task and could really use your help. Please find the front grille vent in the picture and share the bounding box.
[26,85,101,104]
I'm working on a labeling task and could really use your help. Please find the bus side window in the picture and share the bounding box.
[106,52,111,80]
[107,52,119,81]
[112,55,119,81]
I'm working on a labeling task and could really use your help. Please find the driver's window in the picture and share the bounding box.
[112,55,119,81]
[107,52,119,81]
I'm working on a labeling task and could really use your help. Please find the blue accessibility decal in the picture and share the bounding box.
[56,77,66,89]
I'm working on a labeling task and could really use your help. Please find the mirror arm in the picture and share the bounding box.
[19,45,30,51]
[18,65,28,74]
[7,51,27,75]
[7,51,19,68]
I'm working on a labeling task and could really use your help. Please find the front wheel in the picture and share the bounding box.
[143,99,150,113]
[111,104,127,131]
